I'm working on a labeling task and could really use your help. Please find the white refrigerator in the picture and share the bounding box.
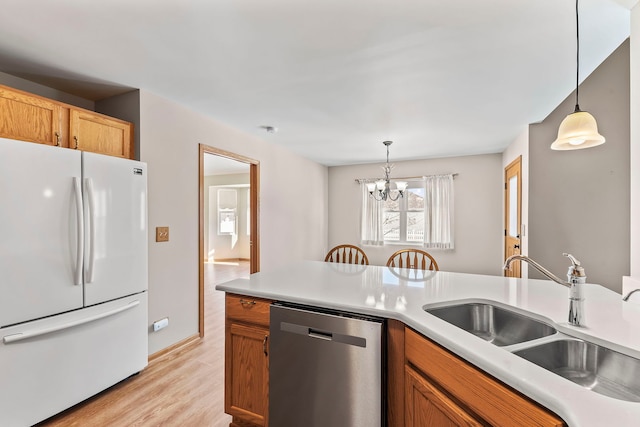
[0,137,148,426]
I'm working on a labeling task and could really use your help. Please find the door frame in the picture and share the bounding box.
[504,155,522,278]
[198,144,260,337]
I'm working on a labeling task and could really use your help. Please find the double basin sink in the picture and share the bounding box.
[425,302,640,402]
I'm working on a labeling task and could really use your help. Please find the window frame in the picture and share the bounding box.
[382,181,425,246]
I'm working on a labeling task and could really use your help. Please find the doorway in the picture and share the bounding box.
[504,156,522,278]
[199,144,260,337]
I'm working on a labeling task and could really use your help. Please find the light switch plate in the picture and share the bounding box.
[156,226,169,242]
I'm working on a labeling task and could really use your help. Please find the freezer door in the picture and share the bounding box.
[0,138,84,327]
[0,293,148,426]
[82,152,148,306]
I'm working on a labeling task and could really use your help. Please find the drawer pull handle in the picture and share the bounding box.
[74,136,79,149]
[263,335,269,355]
[239,299,256,306]
[55,132,61,146]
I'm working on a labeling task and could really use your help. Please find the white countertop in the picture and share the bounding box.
[216,260,640,427]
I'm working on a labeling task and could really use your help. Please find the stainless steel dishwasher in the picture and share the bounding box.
[269,303,384,427]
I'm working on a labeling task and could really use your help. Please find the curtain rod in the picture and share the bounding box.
[354,173,458,184]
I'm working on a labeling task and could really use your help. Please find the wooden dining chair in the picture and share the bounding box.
[386,249,439,271]
[324,244,369,265]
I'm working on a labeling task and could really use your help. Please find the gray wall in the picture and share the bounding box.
[95,90,141,160]
[529,39,630,292]
[0,71,94,110]
[328,153,503,275]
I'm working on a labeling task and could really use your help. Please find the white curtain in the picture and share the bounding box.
[360,182,384,246]
[424,174,454,249]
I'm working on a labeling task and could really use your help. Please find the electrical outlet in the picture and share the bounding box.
[156,226,169,242]
[153,317,169,332]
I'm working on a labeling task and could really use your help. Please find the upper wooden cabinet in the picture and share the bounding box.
[0,84,134,159]
[0,85,64,147]
[70,108,133,159]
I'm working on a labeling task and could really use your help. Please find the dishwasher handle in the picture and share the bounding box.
[279,321,367,348]
[308,328,333,341]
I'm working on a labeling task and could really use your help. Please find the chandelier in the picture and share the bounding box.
[367,141,407,201]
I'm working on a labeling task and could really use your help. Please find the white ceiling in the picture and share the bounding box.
[0,0,632,166]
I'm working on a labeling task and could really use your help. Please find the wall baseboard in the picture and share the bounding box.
[148,334,200,364]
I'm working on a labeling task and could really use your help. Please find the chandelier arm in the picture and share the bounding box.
[388,192,401,202]
[369,190,385,202]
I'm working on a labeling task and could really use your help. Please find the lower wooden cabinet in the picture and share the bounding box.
[223,301,565,427]
[404,327,566,427]
[405,365,485,427]
[225,294,272,427]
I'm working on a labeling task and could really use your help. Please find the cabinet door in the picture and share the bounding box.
[70,109,133,159]
[405,365,484,427]
[225,322,269,426]
[0,85,63,146]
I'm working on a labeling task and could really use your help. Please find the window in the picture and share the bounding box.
[360,175,454,249]
[382,183,425,244]
[218,189,237,235]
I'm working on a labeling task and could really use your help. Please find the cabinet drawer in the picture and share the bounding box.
[405,327,565,427]
[226,293,272,327]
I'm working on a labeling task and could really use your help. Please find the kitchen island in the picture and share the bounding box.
[216,260,640,427]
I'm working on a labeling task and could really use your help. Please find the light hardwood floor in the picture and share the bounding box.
[37,261,250,427]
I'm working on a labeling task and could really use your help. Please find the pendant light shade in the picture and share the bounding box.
[551,0,605,150]
[551,109,605,150]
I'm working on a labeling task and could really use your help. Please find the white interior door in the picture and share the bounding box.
[82,152,148,306]
[0,138,83,327]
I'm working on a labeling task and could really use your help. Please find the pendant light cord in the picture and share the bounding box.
[574,0,581,112]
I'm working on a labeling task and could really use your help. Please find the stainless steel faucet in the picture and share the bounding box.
[622,288,640,301]
[503,253,586,327]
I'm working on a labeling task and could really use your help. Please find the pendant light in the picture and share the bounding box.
[551,0,605,150]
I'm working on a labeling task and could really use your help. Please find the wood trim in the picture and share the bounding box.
[250,163,260,274]
[199,145,205,338]
[147,333,200,364]
[386,319,405,427]
[198,144,260,338]
[504,155,522,278]
[230,417,262,427]
[405,328,565,427]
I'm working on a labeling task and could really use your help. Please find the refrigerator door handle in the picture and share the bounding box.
[85,178,96,284]
[2,300,140,344]
[73,177,84,286]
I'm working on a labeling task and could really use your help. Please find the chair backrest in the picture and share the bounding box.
[386,249,439,271]
[324,244,369,265]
